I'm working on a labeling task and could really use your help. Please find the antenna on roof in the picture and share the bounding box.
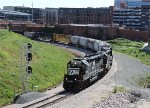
[32,2,33,22]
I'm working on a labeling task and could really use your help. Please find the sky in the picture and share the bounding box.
[0,0,114,9]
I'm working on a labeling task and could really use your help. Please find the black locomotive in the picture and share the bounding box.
[63,49,113,92]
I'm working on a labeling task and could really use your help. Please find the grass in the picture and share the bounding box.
[139,76,150,88]
[113,86,127,93]
[0,30,74,106]
[134,72,150,88]
[107,38,150,66]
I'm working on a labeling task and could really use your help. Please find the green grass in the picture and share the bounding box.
[0,30,74,106]
[113,86,127,93]
[107,38,150,66]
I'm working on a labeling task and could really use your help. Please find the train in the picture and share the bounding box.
[31,33,113,92]
[53,34,113,92]
[31,33,112,52]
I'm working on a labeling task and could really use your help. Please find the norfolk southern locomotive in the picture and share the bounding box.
[63,48,113,92]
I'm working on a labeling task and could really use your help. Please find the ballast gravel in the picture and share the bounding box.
[14,92,46,104]
[92,93,140,108]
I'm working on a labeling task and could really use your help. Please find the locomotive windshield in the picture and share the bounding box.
[67,60,81,75]
[67,59,88,75]
[68,68,80,75]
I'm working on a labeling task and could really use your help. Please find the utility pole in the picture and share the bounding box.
[149,9,150,48]
[148,17,150,48]
[26,43,32,93]
[4,14,6,20]
[148,30,150,48]
[20,43,32,93]
[32,2,34,22]
[48,11,50,26]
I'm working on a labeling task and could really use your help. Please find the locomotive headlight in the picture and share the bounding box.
[74,78,77,81]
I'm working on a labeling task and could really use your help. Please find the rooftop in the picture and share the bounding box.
[0,9,31,16]
[59,24,119,27]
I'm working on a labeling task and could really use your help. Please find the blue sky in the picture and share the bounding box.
[1,0,114,9]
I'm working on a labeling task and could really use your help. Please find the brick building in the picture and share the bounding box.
[3,6,114,26]
[58,7,113,24]
[41,8,58,26]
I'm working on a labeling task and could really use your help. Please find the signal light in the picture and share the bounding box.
[26,66,32,74]
[27,52,32,61]
[28,43,32,49]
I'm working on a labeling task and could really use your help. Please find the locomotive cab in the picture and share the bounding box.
[67,59,86,76]
[63,58,88,91]
[101,45,113,72]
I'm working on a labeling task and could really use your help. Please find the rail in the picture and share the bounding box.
[21,91,73,108]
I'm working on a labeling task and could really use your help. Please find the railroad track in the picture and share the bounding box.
[21,91,74,108]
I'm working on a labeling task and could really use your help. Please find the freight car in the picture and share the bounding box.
[53,34,71,44]
[63,49,113,92]
[52,34,111,53]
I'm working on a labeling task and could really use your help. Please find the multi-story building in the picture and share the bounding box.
[58,7,113,24]
[113,0,150,30]
[113,0,141,29]
[3,6,58,25]
[0,9,31,21]
[41,8,58,26]
[3,6,114,26]
[141,1,150,30]
[3,6,42,23]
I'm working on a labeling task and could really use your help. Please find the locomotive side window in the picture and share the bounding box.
[81,64,86,75]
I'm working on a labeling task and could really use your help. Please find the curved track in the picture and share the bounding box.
[22,91,73,108]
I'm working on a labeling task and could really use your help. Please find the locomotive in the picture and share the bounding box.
[63,47,113,92]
